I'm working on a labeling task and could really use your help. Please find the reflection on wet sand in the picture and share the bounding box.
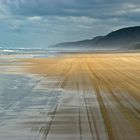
[0,53,140,140]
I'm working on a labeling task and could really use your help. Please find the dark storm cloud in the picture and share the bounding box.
[2,0,140,20]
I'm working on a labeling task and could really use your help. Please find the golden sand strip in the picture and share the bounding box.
[21,53,140,140]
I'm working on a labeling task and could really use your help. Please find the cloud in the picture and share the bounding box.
[27,16,42,21]
[1,0,140,21]
[0,1,11,20]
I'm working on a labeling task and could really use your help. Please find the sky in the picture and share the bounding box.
[0,0,140,48]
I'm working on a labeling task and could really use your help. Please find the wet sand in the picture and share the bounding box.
[0,52,140,140]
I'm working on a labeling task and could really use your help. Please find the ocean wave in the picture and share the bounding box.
[2,49,15,52]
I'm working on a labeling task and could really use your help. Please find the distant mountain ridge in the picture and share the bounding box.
[51,26,140,50]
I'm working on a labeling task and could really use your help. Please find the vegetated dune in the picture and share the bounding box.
[22,53,140,140]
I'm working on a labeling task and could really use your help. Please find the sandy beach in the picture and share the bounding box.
[0,52,140,140]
